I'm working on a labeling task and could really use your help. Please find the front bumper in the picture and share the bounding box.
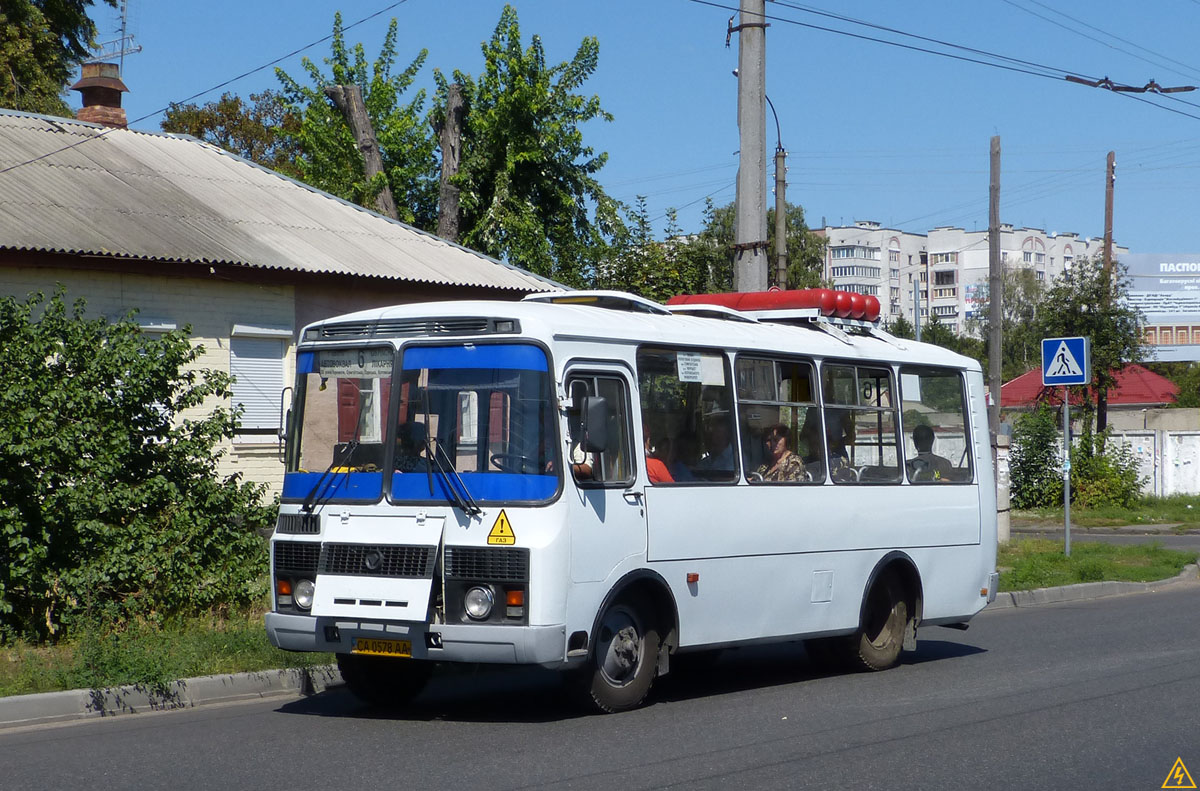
[265,612,567,666]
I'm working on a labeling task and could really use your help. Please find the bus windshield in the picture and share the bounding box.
[392,344,558,504]
[284,343,558,506]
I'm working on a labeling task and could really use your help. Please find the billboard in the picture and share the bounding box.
[1123,253,1200,362]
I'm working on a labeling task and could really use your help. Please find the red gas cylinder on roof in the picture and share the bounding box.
[863,295,881,322]
[666,288,881,323]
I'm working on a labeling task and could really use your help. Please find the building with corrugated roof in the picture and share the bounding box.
[0,106,559,494]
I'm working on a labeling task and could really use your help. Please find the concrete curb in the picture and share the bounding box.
[986,563,1199,610]
[0,664,343,731]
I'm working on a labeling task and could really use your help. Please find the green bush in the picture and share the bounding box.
[1070,430,1145,509]
[1009,404,1063,508]
[0,289,276,643]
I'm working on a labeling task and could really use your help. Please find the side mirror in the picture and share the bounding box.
[581,396,609,453]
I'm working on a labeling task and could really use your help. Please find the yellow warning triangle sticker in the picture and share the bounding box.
[1163,757,1197,789]
[487,509,516,545]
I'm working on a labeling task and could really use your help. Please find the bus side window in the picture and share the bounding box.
[821,363,902,484]
[564,374,634,486]
[735,356,821,484]
[637,347,736,484]
[900,367,972,484]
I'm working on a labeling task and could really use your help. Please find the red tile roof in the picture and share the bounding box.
[1000,363,1178,408]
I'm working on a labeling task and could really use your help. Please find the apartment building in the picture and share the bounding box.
[822,221,1125,334]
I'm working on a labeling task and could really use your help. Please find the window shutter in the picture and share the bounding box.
[231,337,284,431]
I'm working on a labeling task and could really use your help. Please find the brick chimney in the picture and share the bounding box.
[70,63,129,128]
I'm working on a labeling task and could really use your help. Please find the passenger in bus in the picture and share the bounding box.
[755,423,806,482]
[643,426,674,484]
[824,409,856,482]
[696,414,735,472]
[667,431,699,481]
[394,421,429,473]
[909,424,953,482]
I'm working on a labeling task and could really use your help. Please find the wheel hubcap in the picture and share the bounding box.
[598,610,642,686]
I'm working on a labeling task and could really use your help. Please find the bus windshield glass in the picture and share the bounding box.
[284,346,394,504]
[391,343,558,504]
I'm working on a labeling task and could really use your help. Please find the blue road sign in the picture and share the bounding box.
[1042,336,1092,386]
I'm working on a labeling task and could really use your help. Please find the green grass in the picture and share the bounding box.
[1013,494,1200,530]
[998,537,1197,592]
[0,613,332,698]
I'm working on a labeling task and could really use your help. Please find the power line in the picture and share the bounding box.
[685,0,1200,123]
[0,0,411,177]
[998,0,1200,85]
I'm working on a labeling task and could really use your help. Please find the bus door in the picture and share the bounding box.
[563,366,644,583]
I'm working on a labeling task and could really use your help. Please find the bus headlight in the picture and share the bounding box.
[294,579,316,610]
[464,586,494,620]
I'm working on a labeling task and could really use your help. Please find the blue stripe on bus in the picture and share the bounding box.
[390,472,557,502]
[402,344,547,372]
[282,471,557,503]
[282,471,383,501]
[296,351,315,374]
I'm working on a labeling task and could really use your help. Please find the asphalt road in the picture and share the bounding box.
[3,583,1199,791]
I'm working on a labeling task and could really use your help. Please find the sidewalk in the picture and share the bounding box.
[2,561,1196,731]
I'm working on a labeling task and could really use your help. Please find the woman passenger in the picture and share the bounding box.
[755,423,806,482]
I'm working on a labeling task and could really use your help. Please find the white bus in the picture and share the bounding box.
[266,289,998,713]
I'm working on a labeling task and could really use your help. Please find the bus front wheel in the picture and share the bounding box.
[578,599,660,713]
[336,653,432,709]
[848,572,909,672]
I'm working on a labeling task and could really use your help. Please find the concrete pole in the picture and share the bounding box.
[734,0,768,292]
[913,278,922,342]
[774,147,787,288]
[988,136,1002,437]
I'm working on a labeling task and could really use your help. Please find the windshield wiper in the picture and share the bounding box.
[301,439,359,513]
[421,431,481,516]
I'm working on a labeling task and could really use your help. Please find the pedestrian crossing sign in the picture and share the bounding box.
[1041,336,1091,386]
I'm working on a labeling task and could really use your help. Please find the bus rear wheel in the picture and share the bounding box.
[847,572,909,672]
[578,599,660,713]
[336,653,432,709]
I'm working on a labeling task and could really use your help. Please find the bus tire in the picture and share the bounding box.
[579,599,660,713]
[336,653,432,709]
[847,572,908,672]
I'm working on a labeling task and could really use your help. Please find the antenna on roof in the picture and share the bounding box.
[84,0,142,73]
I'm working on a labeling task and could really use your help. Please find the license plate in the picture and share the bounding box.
[352,638,412,657]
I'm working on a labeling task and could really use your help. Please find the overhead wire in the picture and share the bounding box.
[998,0,1200,85]
[0,0,412,177]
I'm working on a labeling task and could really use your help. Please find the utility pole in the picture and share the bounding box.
[773,146,787,287]
[432,84,465,242]
[325,84,399,221]
[988,136,1002,437]
[1097,150,1116,438]
[732,0,768,292]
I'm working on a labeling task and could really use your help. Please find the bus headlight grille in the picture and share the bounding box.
[444,547,530,582]
[273,541,321,574]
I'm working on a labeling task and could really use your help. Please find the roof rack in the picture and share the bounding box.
[522,290,672,315]
[666,304,760,323]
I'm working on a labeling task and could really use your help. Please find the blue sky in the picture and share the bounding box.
[85,0,1200,253]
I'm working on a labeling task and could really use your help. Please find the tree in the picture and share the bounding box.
[1147,362,1200,408]
[597,198,826,299]
[276,13,438,230]
[1034,256,1145,438]
[966,266,1046,381]
[772,203,826,289]
[161,91,302,177]
[432,5,621,286]
[0,289,274,642]
[0,0,116,115]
